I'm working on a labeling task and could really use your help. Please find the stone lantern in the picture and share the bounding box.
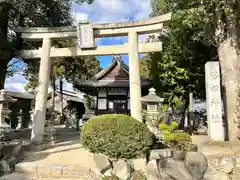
[141,88,164,140]
[141,88,164,112]
[0,89,17,142]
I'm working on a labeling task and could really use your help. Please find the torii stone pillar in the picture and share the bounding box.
[128,31,142,121]
[31,37,52,143]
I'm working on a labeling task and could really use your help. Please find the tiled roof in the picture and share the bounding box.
[6,91,35,100]
[75,79,150,88]
[75,55,150,88]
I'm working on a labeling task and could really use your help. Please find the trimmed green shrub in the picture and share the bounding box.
[81,114,155,159]
[159,122,191,150]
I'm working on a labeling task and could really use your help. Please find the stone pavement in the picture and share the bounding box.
[0,173,93,180]
[6,127,98,180]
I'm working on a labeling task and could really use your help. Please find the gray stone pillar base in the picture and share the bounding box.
[43,124,57,145]
[0,126,12,144]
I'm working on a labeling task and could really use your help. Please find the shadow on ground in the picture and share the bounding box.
[10,126,86,164]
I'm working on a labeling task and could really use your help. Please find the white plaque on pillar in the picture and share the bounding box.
[205,61,225,141]
[77,21,95,49]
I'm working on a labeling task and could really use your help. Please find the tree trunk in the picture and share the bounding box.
[171,104,176,122]
[51,78,56,111]
[179,97,189,129]
[188,91,193,132]
[0,4,10,89]
[0,61,8,89]
[218,35,240,142]
[59,78,63,115]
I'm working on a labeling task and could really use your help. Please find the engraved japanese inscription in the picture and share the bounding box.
[211,114,221,123]
[209,85,219,92]
[210,70,219,80]
[205,61,224,141]
[210,98,221,105]
[77,23,95,49]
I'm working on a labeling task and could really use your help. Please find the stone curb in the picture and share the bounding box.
[204,155,240,167]
[15,163,96,178]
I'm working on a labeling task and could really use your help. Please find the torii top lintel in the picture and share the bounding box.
[15,13,171,40]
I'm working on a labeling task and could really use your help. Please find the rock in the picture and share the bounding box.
[234,166,240,180]
[0,141,22,175]
[113,159,131,180]
[157,158,174,179]
[187,144,198,152]
[90,168,104,179]
[103,168,113,177]
[146,160,161,180]
[221,160,234,174]
[203,171,230,180]
[172,150,186,161]
[149,149,172,160]
[93,153,112,174]
[0,160,11,175]
[185,152,208,180]
[165,159,192,180]
[131,158,146,172]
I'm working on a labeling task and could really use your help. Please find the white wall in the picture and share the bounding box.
[98,99,107,109]
[128,99,130,110]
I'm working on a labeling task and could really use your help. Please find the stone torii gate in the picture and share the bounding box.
[15,13,171,143]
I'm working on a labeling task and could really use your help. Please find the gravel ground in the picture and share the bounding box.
[1,128,97,180]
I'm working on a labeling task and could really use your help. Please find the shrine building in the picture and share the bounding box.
[74,55,151,115]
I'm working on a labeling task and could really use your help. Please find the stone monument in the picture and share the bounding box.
[205,61,225,141]
[0,89,17,142]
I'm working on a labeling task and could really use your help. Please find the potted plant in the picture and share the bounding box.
[159,122,191,160]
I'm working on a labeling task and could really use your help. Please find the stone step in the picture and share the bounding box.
[14,163,97,180]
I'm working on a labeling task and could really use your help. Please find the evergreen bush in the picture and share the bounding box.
[81,114,155,159]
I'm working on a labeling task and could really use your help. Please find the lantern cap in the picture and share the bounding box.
[141,88,164,103]
[0,89,17,103]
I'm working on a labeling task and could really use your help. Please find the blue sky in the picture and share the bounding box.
[5,0,151,92]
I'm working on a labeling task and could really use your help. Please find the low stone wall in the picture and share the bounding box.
[206,154,240,180]
[199,142,240,180]
[92,145,240,180]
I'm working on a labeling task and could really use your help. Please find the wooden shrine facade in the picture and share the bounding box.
[74,55,150,115]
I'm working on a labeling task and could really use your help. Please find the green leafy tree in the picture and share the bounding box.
[23,53,101,91]
[0,0,94,89]
[142,0,218,128]
[150,0,240,141]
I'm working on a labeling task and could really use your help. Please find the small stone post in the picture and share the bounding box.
[205,61,225,141]
[0,89,17,142]
[141,88,164,140]
[44,108,56,144]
